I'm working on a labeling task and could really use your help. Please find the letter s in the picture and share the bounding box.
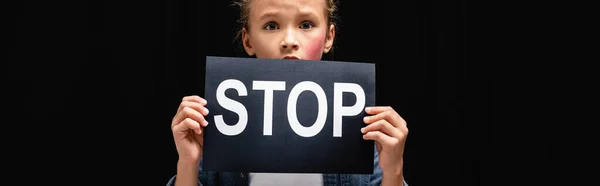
[214,79,248,136]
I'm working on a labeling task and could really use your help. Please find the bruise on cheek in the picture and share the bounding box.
[305,34,325,60]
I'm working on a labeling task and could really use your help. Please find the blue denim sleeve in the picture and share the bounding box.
[369,145,409,186]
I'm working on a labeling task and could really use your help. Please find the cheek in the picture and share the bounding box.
[305,34,325,60]
[253,36,280,58]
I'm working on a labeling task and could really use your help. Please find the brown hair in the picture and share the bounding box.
[231,0,339,56]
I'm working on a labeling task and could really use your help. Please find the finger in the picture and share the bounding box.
[194,129,204,145]
[364,106,406,128]
[172,118,202,135]
[361,120,402,139]
[364,106,392,115]
[182,95,207,104]
[177,100,209,116]
[172,107,209,128]
[362,131,397,146]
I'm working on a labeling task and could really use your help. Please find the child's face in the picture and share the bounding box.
[242,0,335,60]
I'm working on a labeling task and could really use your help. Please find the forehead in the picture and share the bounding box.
[249,0,326,18]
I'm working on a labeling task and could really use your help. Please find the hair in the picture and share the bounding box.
[231,0,340,58]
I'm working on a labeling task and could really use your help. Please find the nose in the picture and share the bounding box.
[280,29,299,50]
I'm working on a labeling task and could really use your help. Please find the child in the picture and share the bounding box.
[168,0,409,185]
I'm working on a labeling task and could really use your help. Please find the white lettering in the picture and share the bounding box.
[214,79,248,136]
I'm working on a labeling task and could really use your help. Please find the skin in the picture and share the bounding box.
[172,1,408,186]
[241,0,334,60]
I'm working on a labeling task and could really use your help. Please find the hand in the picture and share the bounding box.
[361,106,408,179]
[171,95,210,165]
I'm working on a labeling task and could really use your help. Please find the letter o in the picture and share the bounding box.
[287,81,327,137]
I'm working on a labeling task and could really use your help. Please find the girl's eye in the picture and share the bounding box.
[299,21,315,29]
[263,22,279,30]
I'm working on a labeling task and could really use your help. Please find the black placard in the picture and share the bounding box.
[202,56,376,174]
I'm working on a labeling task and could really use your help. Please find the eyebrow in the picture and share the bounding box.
[296,11,319,20]
[258,11,280,20]
[258,10,320,21]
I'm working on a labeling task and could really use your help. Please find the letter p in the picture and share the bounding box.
[333,83,365,137]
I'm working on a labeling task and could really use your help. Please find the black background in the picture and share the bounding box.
[9,0,595,186]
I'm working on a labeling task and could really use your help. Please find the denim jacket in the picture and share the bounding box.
[167,146,408,186]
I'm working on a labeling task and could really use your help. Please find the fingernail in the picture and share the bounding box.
[201,99,207,105]
[204,120,209,126]
[363,117,369,123]
[365,107,371,112]
[204,108,209,115]
[360,127,365,133]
